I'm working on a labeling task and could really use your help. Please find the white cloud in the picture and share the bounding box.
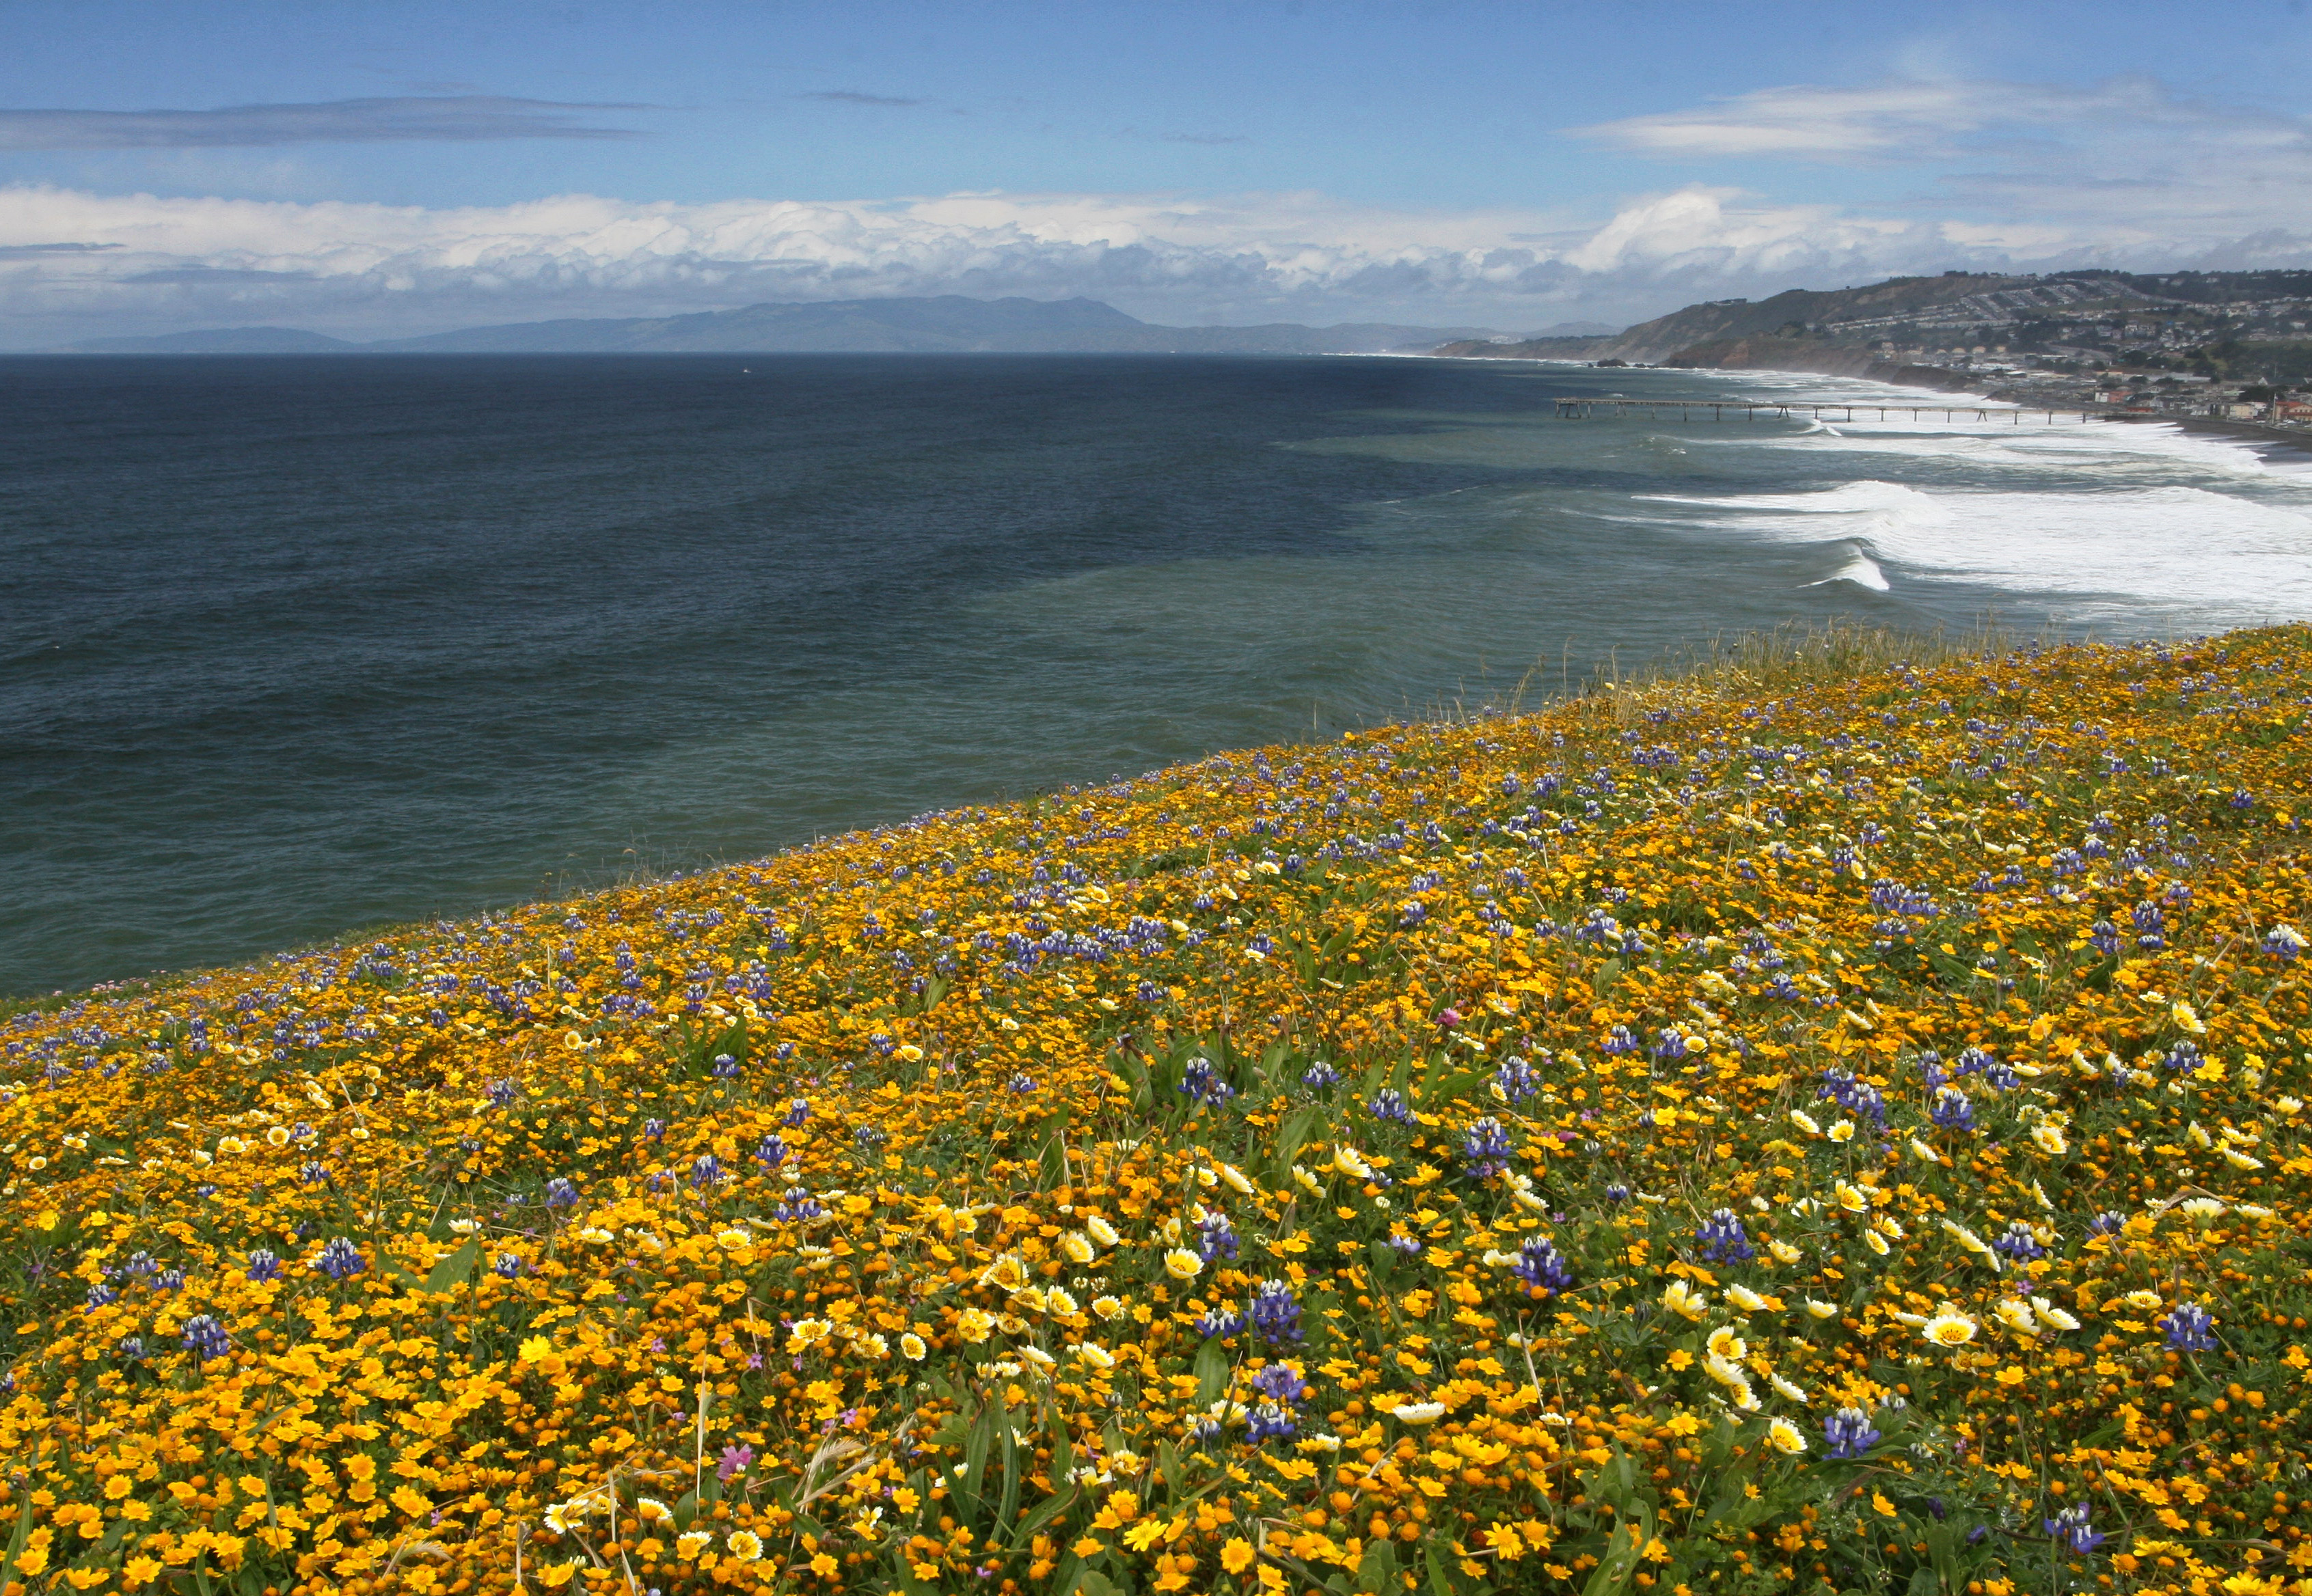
[1575,75,2312,241]
[7,71,2312,348]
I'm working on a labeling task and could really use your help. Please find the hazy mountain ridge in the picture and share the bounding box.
[46,295,1500,356]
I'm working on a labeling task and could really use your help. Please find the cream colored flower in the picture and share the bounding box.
[1706,1327,1747,1362]
[2030,1124,2067,1157]
[2030,1297,2080,1332]
[1662,1280,1709,1321]
[899,1334,927,1360]
[1804,1299,1838,1320]
[1389,1401,1446,1425]
[1909,1138,1941,1164]
[1091,1295,1124,1321]
[1769,1373,1809,1405]
[1061,1232,1096,1265]
[1767,1239,1802,1265]
[1766,1416,1806,1454]
[1163,1248,1203,1281]
[1994,1299,2038,1338]
[1726,1284,1770,1313]
[1827,1120,1855,1143]
[1789,1110,1822,1136]
[1085,1213,1121,1248]
[1922,1310,1978,1348]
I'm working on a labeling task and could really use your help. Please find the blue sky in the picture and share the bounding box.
[4,0,2311,344]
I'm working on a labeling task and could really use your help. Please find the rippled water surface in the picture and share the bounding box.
[5,353,2308,992]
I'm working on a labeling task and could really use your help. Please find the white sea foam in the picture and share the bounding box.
[1615,367,2312,628]
[1805,542,1889,590]
[1639,478,2312,626]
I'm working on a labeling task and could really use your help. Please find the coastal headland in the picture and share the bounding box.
[8,624,2310,1596]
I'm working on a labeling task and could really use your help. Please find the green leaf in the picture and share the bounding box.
[1273,1104,1328,1177]
[962,1396,1002,1522]
[1352,1536,1400,1593]
[423,1238,480,1296]
[3,1479,34,1581]
[1193,1338,1229,1409]
[1578,1519,1648,1596]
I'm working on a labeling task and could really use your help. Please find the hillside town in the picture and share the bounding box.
[1440,269,2312,434]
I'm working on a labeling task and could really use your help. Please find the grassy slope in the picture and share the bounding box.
[5,627,2311,1596]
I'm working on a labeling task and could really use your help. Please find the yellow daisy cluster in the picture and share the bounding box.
[5,625,2312,1596]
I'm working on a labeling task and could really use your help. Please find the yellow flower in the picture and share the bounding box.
[2171,1000,2205,1034]
[675,1532,711,1561]
[1706,1327,1747,1361]
[1767,1239,1802,1265]
[1163,1248,1203,1281]
[1046,1287,1079,1316]
[1331,1146,1372,1180]
[1221,1538,1256,1575]
[1835,1182,1871,1214]
[1766,1417,1806,1454]
[1076,1342,1116,1370]
[726,1530,764,1562]
[1863,1230,1891,1256]
[1091,1295,1124,1321]
[956,1307,996,1343]
[2030,1124,2067,1156]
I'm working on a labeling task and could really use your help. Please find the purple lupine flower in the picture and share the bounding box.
[2160,1302,2217,1352]
[1247,1280,1302,1345]
[1823,1407,1880,1460]
[1510,1236,1573,1297]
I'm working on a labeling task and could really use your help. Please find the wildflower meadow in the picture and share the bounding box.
[7,625,2312,1596]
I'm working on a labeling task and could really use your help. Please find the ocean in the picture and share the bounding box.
[5,353,2309,995]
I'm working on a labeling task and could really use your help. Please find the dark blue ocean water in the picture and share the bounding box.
[5,353,2304,993]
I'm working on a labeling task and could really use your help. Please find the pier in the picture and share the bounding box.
[1552,397,2116,424]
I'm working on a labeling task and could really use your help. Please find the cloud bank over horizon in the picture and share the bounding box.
[8,72,2312,346]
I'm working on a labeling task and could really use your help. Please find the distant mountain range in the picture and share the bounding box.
[50,296,1518,357]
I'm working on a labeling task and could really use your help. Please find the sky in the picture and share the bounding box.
[4,0,2312,346]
